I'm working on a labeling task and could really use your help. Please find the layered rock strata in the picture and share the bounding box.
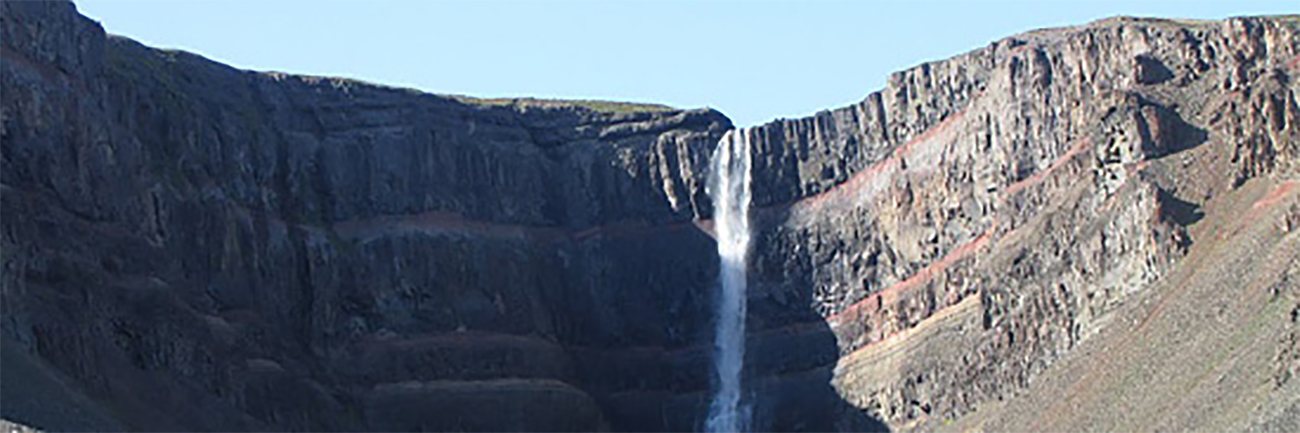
[3,1,1298,431]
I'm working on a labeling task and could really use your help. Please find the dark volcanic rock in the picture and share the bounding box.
[3,1,737,430]
[3,2,1299,432]
[363,379,605,432]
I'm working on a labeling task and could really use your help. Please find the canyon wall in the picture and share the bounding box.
[3,2,743,430]
[3,1,1298,431]
[740,13,1298,430]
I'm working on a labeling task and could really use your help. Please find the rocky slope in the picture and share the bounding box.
[3,1,1299,431]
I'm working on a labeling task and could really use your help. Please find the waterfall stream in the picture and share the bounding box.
[705,128,753,433]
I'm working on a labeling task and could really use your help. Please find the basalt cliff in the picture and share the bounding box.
[2,2,1299,432]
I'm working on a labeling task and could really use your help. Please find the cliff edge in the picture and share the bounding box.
[3,1,1298,431]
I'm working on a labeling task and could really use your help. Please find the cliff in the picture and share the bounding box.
[2,1,1298,431]
[3,2,737,430]
[738,14,1300,432]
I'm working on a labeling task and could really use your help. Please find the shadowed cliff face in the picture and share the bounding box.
[0,2,740,430]
[3,1,1299,432]
[3,2,863,431]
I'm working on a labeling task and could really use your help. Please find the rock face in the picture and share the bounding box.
[740,16,1300,431]
[3,1,1298,432]
[3,2,737,430]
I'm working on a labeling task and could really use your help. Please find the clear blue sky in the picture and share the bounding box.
[76,1,1296,126]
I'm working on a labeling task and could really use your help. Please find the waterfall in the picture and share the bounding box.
[705,128,753,433]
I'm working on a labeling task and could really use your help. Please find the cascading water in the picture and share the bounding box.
[705,128,753,433]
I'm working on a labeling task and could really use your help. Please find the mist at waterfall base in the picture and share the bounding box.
[705,129,754,433]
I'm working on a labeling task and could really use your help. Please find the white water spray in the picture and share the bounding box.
[705,128,753,433]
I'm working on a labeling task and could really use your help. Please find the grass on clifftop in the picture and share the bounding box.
[448,95,676,114]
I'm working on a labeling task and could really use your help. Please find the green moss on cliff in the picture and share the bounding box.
[448,95,676,114]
